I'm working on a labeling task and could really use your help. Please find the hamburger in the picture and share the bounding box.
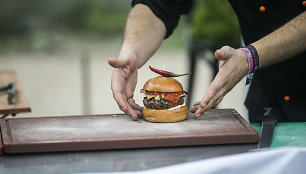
[140,76,188,122]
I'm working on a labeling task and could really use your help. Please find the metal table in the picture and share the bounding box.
[0,143,257,174]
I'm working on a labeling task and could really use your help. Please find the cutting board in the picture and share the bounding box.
[0,109,258,154]
[0,71,31,115]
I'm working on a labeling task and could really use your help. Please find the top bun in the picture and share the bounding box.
[142,76,183,92]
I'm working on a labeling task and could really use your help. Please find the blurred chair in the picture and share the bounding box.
[185,0,241,108]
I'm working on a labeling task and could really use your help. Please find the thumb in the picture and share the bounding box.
[215,46,234,61]
[108,58,129,68]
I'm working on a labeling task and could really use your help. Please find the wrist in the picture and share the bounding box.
[237,48,250,76]
[240,45,259,85]
[119,45,150,69]
[118,51,137,61]
[118,47,138,61]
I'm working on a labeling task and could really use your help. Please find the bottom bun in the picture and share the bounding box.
[142,105,188,123]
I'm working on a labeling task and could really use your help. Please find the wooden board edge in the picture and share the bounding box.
[0,113,126,121]
[0,119,12,152]
[0,108,31,115]
[231,109,259,142]
[3,134,259,154]
[0,135,3,156]
[0,120,4,156]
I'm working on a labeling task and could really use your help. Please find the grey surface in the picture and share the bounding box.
[0,143,257,174]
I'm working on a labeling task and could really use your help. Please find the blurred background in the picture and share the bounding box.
[0,0,249,121]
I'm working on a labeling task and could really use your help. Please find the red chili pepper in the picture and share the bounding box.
[149,66,191,77]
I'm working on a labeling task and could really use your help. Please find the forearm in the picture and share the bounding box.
[253,11,306,68]
[119,4,166,68]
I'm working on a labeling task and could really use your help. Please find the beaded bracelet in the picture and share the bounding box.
[240,45,259,85]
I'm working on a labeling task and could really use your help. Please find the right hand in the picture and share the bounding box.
[108,55,143,120]
[191,46,248,118]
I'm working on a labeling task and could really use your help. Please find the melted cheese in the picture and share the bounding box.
[167,103,186,110]
[146,94,156,100]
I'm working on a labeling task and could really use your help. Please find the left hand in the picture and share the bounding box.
[191,46,249,118]
[108,55,142,120]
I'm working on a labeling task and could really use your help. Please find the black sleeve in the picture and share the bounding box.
[132,0,193,38]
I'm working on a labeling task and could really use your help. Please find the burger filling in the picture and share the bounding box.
[143,91,185,110]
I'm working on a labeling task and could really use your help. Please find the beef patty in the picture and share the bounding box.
[143,97,184,110]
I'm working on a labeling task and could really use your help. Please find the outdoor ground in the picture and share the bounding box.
[0,36,249,121]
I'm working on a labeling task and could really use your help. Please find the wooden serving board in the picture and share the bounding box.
[0,71,31,115]
[0,109,259,155]
[0,131,3,155]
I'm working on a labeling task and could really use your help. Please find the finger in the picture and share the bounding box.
[193,101,201,106]
[191,101,201,113]
[200,72,227,110]
[118,104,139,118]
[113,91,130,114]
[112,79,130,115]
[108,58,129,68]
[118,94,138,121]
[125,104,139,121]
[136,109,142,116]
[200,86,227,113]
[215,49,225,60]
[194,107,205,118]
[218,59,226,69]
[113,90,135,119]
[122,101,139,120]
[215,96,224,106]
[194,95,224,118]
[191,104,200,113]
[200,82,222,108]
[124,85,140,121]
[215,46,234,61]
[111,68,135,117]
[128,98,143,111]
[215,50,227,69]
[125,76,137,99]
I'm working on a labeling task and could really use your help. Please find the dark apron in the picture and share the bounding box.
[228,0,306,122]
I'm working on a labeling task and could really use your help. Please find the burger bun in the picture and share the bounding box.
[142,76,183,93]
[142,105,188,123]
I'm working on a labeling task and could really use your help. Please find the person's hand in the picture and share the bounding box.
[191,46,249,118]
[108,55,143,120]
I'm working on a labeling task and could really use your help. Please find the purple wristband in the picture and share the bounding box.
[240,45,259,85]
[246,45,259,71]
[240,47,254,73]
[240,46,258,85]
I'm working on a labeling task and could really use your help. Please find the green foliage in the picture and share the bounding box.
[63,1,130,36]
[191,0,241,44]
[84,6,128,35]
[0,0,130,38]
